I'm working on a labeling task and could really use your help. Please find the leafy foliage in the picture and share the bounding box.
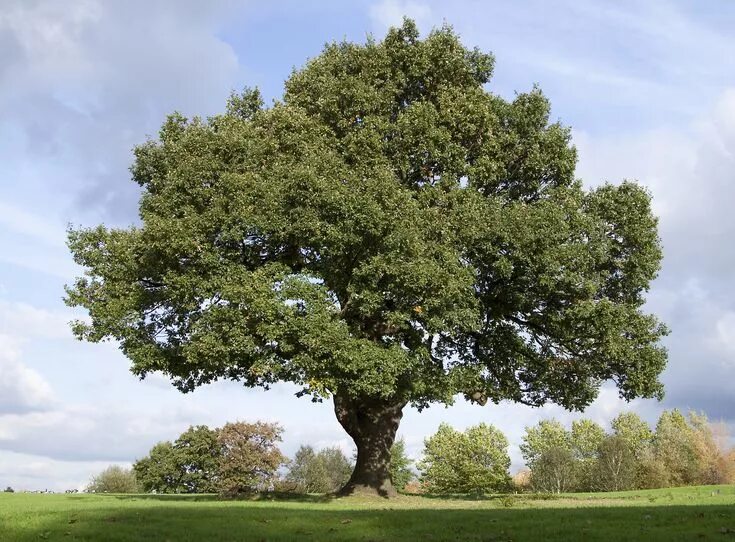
[633,447,669,490]
[654,409,699,487]
[689,412,730,485]
[66,19,667,410]
[592,436,636,492]
[520,420,570,469]
[285,445,353,493]
[65,18,667,493]
[134,425,220,494]
[571,419,606,460]
[87,466,139,494]
[217,421,285,496]
[134,422,284,495]
[134,442,181,493]
[611,412,653,458]
[418,423,511,494]
[389,437,414,491]
[570,419,606,490]
[530,447,577,493]
[522,410,735,493]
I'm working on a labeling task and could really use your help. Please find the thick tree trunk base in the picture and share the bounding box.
[333,393,406,498]
[336,481,398,498]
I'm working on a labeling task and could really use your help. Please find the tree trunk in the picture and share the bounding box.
[333,393,406,497]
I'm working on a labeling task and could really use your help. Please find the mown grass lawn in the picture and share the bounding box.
[2,485,734,541]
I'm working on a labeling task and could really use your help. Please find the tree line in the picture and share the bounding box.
[519,410,735,493]
[84,409,734,496]
[88,421,284,496]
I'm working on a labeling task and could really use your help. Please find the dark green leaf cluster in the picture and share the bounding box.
[134,425,220,494]
[66,19,667,411]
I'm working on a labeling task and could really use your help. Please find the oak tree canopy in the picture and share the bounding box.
[66,19,667,496]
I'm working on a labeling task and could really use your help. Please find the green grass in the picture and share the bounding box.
[2,485,735,541]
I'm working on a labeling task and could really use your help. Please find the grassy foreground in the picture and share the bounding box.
[2,485,735,541]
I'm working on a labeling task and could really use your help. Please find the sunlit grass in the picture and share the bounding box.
[2,485,734,541]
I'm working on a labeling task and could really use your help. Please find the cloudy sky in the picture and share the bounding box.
[2,0,735,491]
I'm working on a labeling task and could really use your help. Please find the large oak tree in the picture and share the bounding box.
[66,20,667,496]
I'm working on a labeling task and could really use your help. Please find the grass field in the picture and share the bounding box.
[2,485,735,541]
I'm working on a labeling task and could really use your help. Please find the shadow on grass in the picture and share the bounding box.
[416,491,559,502]
[107,491,336,503]
[3,500,735,542]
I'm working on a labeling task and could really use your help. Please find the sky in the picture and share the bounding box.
[1,0,735,491]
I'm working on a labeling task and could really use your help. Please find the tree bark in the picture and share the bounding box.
[333,393,406,497]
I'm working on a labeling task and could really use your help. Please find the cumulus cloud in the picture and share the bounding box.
[0,449,113,492]
[0,0,244,224]
[0,403,205,462]
[0,335,54,415]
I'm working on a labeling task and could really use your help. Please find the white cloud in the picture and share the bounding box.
[0,201,78,279]
[369,0,432,32]
[0,401,207,462]
[0,1,247,280]
[0,449,112,492]
[0,0,243,224]
[0,299,74,340]
[0,335,54,414]
[576,88,735,276]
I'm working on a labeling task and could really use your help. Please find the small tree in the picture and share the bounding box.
[571,419,606,491]
[3,487,14,493]
[571,419,606,459]
[286,446,323,493]
[285,445,352,493]
[710,422,735,484]
[87,466,139,493]
[634,447,669,489]
[722,449,735,485]
[217,421,285,496]
[611,412,653,459]
[319,446,354,492]
[172,425,221,493]
[512,469,532,492]
[654,409,699,486]
[689,412,730,485]
[611,412,659,488]
[419,423,511,494]
[134,425,220,494]
[592,436,635,492]
[134,441,180,493]
[389,437,414,491]
[520,420,571,470]
[135,421,284,494]
[530,447,577,494]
